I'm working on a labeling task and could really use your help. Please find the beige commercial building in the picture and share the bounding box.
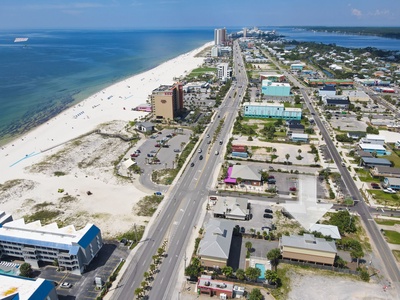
[151,82,183,121]
[280,234,337,265]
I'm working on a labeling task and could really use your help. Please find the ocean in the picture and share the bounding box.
[268,27,400,51]
[0,29,212,145]
[0,27,399,145]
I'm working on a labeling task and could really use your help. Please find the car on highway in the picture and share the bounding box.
[206,134,210,138]
[173,149,180,153]
[219,140,223,145]
[207,140,211,144]
[60,282,72,289]
[264,209,273,213]
[215,151,219,155]
[263,214,273,219]
[198,149,202,153]
[199,155,203,160]
[190,162,194,167]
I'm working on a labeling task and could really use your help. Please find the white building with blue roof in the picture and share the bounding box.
[0,218,103,275]
[0,273,58,300]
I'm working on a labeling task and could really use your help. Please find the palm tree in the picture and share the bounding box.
[143,271,150,281]
[285,153,290,162]
[180,141,185,150]
[134,287,144,299]
[245,241,253,251]
[235,268,245,281]
[221,266,233,278]
[267,248,281,271]
[298,149,302,155]
[150,264,156,274]
[265,270,279,285]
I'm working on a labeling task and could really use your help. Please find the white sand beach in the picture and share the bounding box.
[0,41,212,238]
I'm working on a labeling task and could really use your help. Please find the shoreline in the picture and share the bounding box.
[0,41,212,238]
[0,42,212,148]
[0,40,212,181]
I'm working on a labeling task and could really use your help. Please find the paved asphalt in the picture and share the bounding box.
[266,51,400,284]
[111,41,247,299]
[299,87,400,284]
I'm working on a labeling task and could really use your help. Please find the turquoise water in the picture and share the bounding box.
[255,263,266,280]
[0,29,212,145]
[0,267,17,275]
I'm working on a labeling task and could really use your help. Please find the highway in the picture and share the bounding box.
[111,40,247,299]
[299,88,400,284]
[263,50,400,284]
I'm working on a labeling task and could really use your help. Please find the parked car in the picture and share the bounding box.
[150,150,157,153]
[174,149,180,153]
[130,153,139,157]
[190,162,195,167]
[289,187,297,192]
[155,144,161,147]
[240,227,245,234]
[264,209,273,213]
[61,282,72,289]
[154,192,162,196]
[135,150,141,153]
[383,188,396,194]
[371,183,380,189]
[263,214,273,219]
[147,154,154,157]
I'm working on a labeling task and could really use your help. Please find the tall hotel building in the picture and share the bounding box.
[214,28,227,46]
[151,82,184,120]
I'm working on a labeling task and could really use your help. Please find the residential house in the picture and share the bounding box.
[370,166,400,178]
[383,177,400,190]
[359,144,388,156]
[213,197,250,221]
[360,134,385,145]
[279,234,337,265]
[134,122,155,133]
[360,157,392,168]
[346,131,366,140]
[290,133,309,143]
[197,219,233,269]
[287,123,305,134]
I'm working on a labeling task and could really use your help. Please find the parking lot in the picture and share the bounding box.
[39,242,129,300]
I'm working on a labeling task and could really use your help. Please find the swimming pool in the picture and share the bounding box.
[255,263,266,280]
[0,268,17,275]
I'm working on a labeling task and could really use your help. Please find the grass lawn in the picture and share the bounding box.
[283,102,302,109]
[383,230,400,244]
[187,67,216,78]
[368,190,400,207]
[392,250,400,263]
[375,218,400,226]
[354,168,378,183]
[383,152,400,168]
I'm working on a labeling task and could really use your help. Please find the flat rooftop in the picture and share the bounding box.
[0,274,53,299]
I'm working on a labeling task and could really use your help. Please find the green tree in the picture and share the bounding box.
[267,248,281,271]
[143,271,150,281]
[329,210,356,234]
[245,241,253,251]
[248,288,263,300]
[134,287,144,298]
[185,263,200,278]
[245,267,261,282]
[235,268,245,281]
[221,266,233,278]
[265,270,279,285]
[285,153,290,162]
[19,263,32,278]
[359,268,370,282]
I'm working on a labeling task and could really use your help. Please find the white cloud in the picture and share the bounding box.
[351,8,362,17]
[368,9,390,16]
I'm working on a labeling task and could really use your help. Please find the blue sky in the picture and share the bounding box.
[1,0,399,29]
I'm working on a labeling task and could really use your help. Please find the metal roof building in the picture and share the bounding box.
[280,234,337,265]
[0,219,103,275]
[0,274,58,300]
[197,219,233,269]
